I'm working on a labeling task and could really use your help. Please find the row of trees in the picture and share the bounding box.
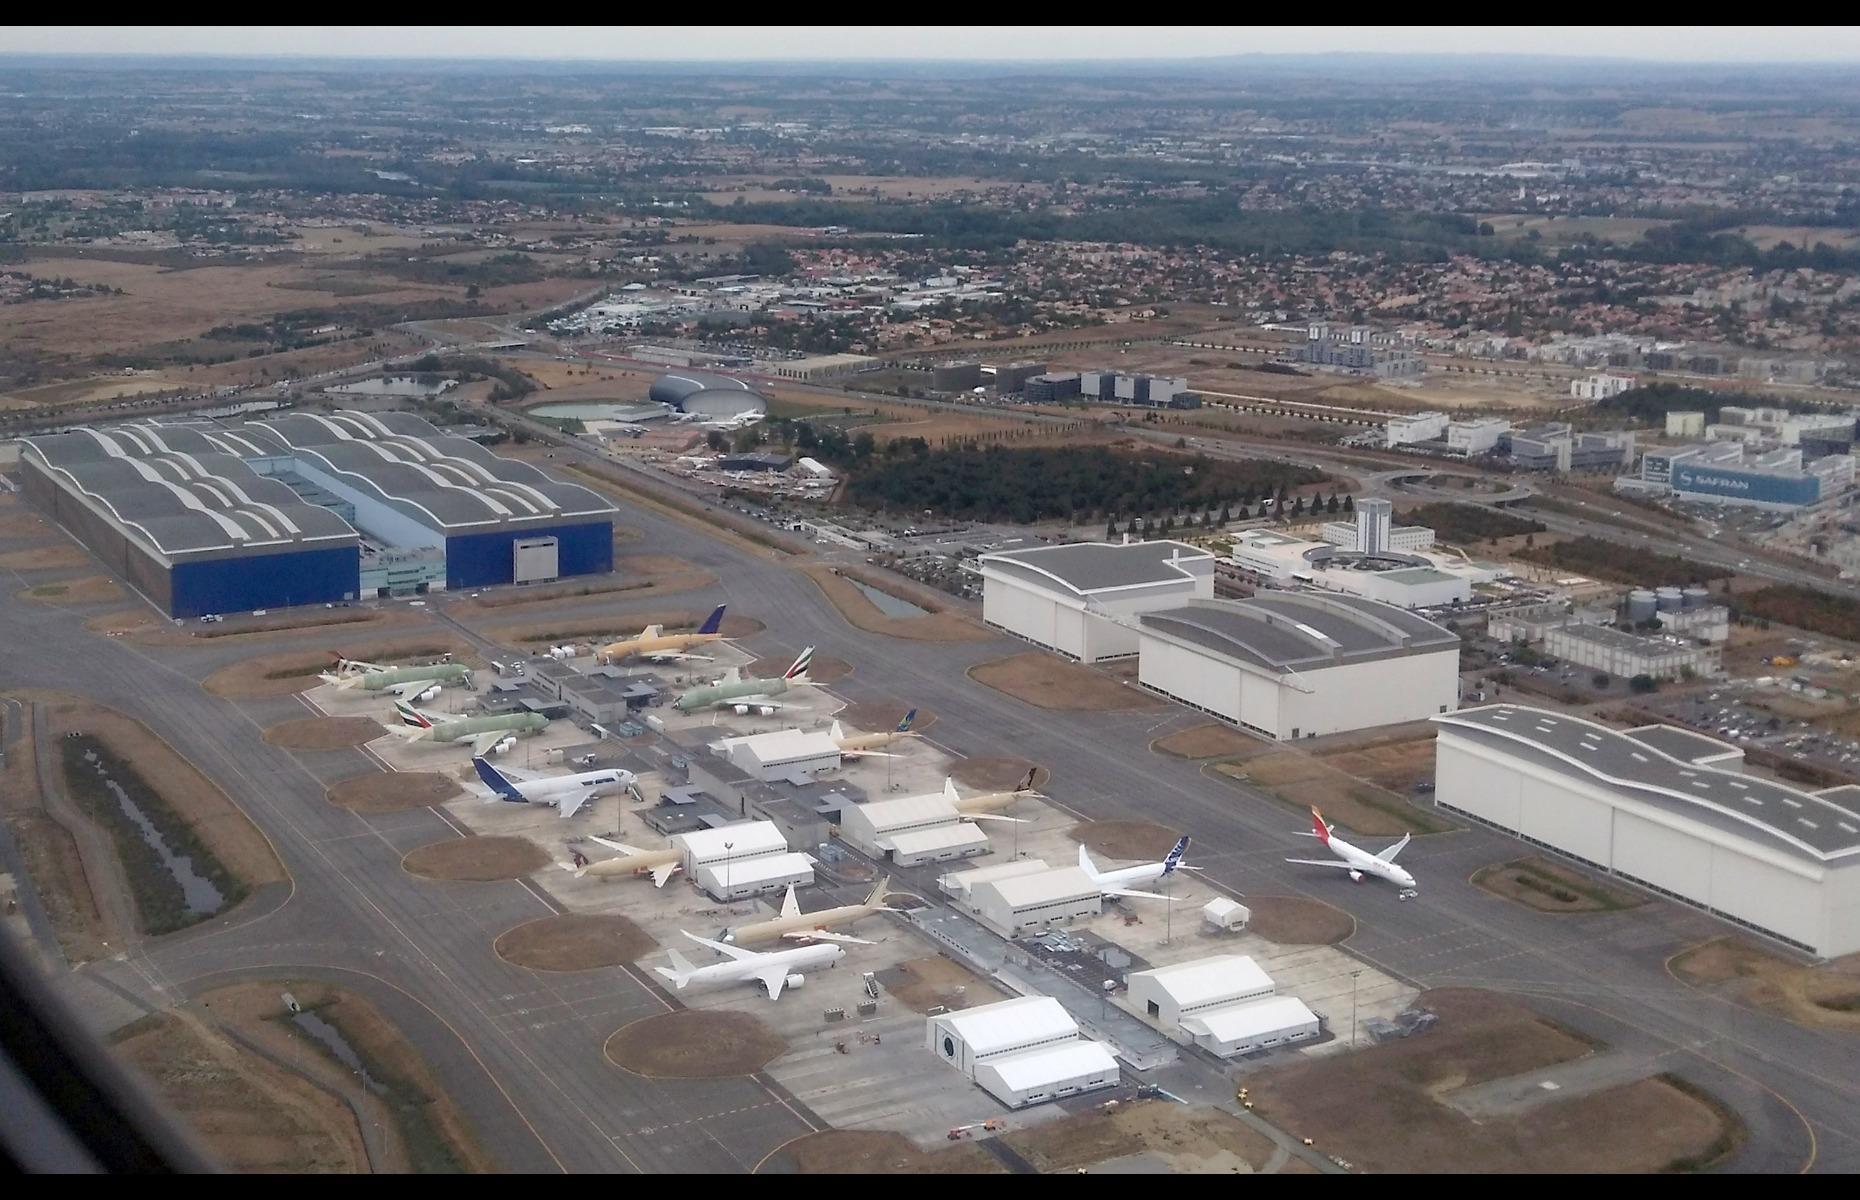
[1104,491,1353,540]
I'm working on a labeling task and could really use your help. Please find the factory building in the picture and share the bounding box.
[1385,411,1449,448]
[989,361,1048,394]
[1665,411,1707,439]
[931,361,983,392]
[1136,594,1461,741]
[926,996,1121,1109]
[670,821,812,901]
[1066,371,1198,409]
[1021,373,1083,404]
[971,867,1103,937]
[1570,373,1637,402]
[1228,528,1479,608]
[20,412,616,617]
[1319,498,1435,554]
[1542,624,1720,681]
[716,729,842,782]
[1433,705,1860,958]
[1124,955,1320,1057]
[1446,418,1511,456]
[837,792,990,866]
[979,540,1216,663]
[1629,442,1855,509]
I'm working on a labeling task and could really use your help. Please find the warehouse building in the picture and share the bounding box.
[926,996,1120,1109]
[838,792,989,865]
[1182,997,1322,1057]
[1227,528,1479,608]
[1137,594,1461,740]
[20,423,361,618]
[716,729,842,781]
[1385,411,1449,447]
[979,539,1216,662]
[1433,705,1860,958]
[1628,441,1855,510]
[1542,624,1720,681]
[691,851,815,902]
[972,867,1103,938]
[1126,953,1321,1056]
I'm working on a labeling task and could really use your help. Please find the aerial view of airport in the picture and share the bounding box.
[12,23,1860,1175]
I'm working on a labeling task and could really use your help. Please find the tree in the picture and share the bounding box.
[1219,503,1231,524]
[705,430,727,452]
[1592,672,1611,688]
[1629,674,1659,694]
[1292,495,1306,516]
[1342,494,1355,513]
[1327,493,1340,514]
[1106,517,1119,541]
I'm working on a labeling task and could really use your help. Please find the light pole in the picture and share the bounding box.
[1349,970,1362,1049]
[723,840,733,902]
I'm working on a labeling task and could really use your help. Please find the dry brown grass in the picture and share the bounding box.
[750,650,852,684]
[1154,722,1258,759]
[604,1011,786,1078]
[948,756,1049,792]
[877,954,1010,1014]
[1070,819,1182,862]
[767,1130,1005,1175]
[1246,988,1730,1173]
[1245,895,1356,945]
[968,651,1163,712]
[1211,758,1449,837]
[110,1011,368,1173]
[0,700,110,962]
[1003,1100,1279,1174]
[1670,937,1860,1030]
[196,979,497,1173]
[16,575,124,606]
[802,563,988,642]
[326,771,460,814]
[262,717,383,750]
[495,914,658,971]
[1473,857,1647,915]
[477,608,763,649]
[402,835,549,881]
[0,544,89,570]
[456,554,715,614]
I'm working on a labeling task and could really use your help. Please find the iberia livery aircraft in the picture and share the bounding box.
[1285,806,1416,892]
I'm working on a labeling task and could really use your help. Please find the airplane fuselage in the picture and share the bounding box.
[723,902,878,946]
[674,675,794,713]
[422,712,548,744]
[676,942,842,991]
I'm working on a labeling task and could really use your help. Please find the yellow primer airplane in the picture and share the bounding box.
[597,605,727,664]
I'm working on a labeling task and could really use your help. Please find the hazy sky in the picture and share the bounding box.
[5,26,1860,63]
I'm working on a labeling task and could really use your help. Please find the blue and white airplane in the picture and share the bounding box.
[472,756,636,820]
[1077,835,1197,901]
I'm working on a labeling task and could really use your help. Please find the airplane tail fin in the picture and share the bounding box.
[473,756,524,803]
[897,708,917,733]
[697,604,727,636]
[394,700,434,730]
[1310,807,1332,846]
[785,647,814,681]
[1078,843,1101,881]
[866,876,894,909]
[829,719,845,742]
[944,775,959,802]
[659,947,696,988]
[1162,836,1191,875]
[1016,768,1037,793]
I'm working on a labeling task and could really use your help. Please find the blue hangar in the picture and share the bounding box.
[20,411,618,618]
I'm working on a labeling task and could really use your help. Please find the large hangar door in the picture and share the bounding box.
[513,535,560,583]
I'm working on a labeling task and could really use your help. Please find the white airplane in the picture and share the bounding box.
[1286,806,1416,893]
[472,757,636,819]
[1077,836,1196,901]
[653,931,844,1001]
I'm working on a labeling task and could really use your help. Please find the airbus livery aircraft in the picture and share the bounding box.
[472,756,635,819]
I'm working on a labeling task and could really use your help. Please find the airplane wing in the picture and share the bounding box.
[782,929,872,945]
[649,861,680,887]
[589,836,646,855]
[757,969,788,1001]
[962,813,1028,824]
[840,749,902,760]
[645,651,714,664]
[1376,833,1413,863]
[1284,858,1358,870]
[1103,886,1172,901]
[469,731,509,756]
[384,679,431,699]
[559,789,597,820]
[681,930,759,962]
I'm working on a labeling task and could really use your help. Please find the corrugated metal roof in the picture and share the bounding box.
[673,821,788,860]
[980,540,1212,596]
[977,1040,1119,1091]
[1140,594,1458,674]
[1181,995,1319,1042]
[979,866,1100,908]
[938,996,1077,1057]
[853,791,961,833]
[887,823,989,855]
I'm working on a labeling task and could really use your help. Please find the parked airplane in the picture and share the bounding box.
[392,701,547,756]
[561,835,681,886]
[597,605,727,664]
[319,656,471,701]
[654,931,843,1001]
[1078,836,1196,901]
[831,709,918,759]
[1286,806,1416,893]
[944,768,1041,818]
[672,647,815,715]
[720,878,896,946]
[472,756,636,819]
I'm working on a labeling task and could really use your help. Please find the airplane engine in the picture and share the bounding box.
[732,704,750,716]
[1348,870,1364,883]
[413,684,441,703]
[784,973,807,990]
[492,736,517,756]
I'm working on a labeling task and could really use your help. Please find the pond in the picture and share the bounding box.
[290,1010,386,1093]
[82,749,225,918]
[848,578,928,619]
[325,376,456,397]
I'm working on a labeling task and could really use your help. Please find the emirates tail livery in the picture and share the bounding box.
[1285,806,1416,892]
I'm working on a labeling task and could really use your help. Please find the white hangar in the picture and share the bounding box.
[1434,705,1860,958]
[925,995,1120,1109]
[979,539,1215,663]
[1137,593,1462,741]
